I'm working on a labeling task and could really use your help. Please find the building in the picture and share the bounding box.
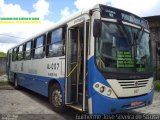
[144,16,160,79]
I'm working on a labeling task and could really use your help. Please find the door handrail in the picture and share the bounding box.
[66,63,79,78]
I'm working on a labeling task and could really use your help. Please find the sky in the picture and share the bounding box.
[0,0,160,53]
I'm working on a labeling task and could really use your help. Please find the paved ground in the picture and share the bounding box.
[134,92,160,114]
[0,88,160,120]
[0,88,80,120]
[0,74,160,120]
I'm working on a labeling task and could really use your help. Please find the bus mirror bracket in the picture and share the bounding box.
[93,19,102,38]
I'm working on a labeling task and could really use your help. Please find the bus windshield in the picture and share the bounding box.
[95,21,152,73]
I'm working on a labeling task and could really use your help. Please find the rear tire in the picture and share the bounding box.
[49,83,66,113]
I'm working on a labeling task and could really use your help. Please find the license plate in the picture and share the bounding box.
[131,101,142,106]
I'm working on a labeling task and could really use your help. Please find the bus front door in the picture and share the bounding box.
[65,21,87,111]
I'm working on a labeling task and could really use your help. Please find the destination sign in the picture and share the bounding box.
[116,51,145,72]
[100,5,148,29]
[117,51,134,68]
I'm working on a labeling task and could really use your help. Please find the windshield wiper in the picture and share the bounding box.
[117,20,145,47]
[117,20,132,47]
[135,27,144,46]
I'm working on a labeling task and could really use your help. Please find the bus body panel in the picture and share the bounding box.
[88,56,111,98]
[11,71,65,97]
[10,56,65,79]
[6,4,154,114]
[91,90,154,114]
[9,56,65,97]
[88,56,154,114]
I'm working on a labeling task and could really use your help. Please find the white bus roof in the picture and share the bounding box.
[8,3,148,51]
[8,4,100,51]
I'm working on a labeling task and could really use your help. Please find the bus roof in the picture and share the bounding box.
[8,4,148,51]
[8,4,99,51]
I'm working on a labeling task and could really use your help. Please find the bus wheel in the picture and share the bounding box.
[49,83,66,113]
[14,76,19,89]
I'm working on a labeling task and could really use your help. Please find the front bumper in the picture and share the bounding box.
[91,90,154,114]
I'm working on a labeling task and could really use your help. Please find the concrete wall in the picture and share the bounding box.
[0,57,7,73]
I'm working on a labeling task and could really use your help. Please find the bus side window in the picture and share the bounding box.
[17,45,24,61]
[24,41,32,60]
[46,27,65,57]
[12,49,14,61]
[12,48,17,61]
[33,35,45,59]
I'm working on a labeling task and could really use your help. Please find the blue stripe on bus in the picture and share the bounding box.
[12,72,65,97]
[91,89,154,114]
[88,56,111,98]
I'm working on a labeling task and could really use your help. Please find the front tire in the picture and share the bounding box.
[49,83,66,113]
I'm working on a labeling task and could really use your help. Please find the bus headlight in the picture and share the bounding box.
[93,82,117,98]
[100,86,105,93]
[107,89,112,96]
[95,83,99,88]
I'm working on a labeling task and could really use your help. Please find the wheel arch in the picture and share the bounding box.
[48,79,64,97]
[48,78,66,112]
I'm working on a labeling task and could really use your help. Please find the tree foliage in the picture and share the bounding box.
[0,52,6,57]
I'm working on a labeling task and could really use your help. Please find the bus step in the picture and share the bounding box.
[78,93,88,105]
[71,83,83,85]
[66,104,82,111]
[65,102,74,105]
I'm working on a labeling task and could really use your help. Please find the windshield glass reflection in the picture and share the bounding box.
[95,21,152,73]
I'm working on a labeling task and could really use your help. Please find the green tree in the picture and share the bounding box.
[0,52,6,57]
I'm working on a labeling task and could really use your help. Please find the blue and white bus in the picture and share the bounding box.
[6,4,154,114]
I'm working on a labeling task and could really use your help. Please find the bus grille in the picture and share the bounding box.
[118,79,149,89]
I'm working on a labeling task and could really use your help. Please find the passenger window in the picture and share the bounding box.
[33,35,45,59]
[25,41,32,60]
[46,27,65,57]
[12,48,17,61]
[17,45,24,60]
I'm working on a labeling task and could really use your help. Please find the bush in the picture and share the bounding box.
[0,52,6,57]
[154,80,160,91]
[0,69,5,76]
[0,81,9,86]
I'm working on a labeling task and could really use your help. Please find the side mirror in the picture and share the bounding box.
[93,19,102,37]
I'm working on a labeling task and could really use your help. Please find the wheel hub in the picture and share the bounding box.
[52,90,62,107]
